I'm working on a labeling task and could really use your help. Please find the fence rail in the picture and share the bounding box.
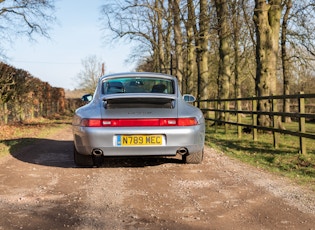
[197,92,315,154]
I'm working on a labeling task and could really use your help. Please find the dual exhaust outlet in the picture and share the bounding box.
[92,147,188,157]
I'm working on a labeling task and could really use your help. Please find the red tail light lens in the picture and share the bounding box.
[81,118,198,127]
[177,118,199,126]
[81,119,102,127]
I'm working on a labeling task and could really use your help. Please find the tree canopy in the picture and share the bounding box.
[100,0,315,126]
[0,0,55,57]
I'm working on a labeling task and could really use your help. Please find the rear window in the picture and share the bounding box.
[102,77,175,95]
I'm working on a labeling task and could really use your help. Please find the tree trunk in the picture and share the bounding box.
[253,0,282,127]
[171,0,184,91]
[215,0,231,120]
[165,0,173,75]
[156,0,165,73]
[198,0,209,100]
[185,0,197,95]
[281,0,292,123]
[231,0,241,100]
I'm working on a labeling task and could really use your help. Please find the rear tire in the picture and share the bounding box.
[73,145,94,167]
[92,155,104,168]
[183,148,204,164]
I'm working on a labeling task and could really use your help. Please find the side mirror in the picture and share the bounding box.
[183,94,196,103]
[82,94,93,102]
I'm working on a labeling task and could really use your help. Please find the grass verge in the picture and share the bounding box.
[206,125,315,191]
[0,117,71,158]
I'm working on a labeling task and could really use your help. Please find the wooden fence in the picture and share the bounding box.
[197,92,315,154]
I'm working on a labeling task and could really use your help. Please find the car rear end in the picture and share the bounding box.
[76,110,204,157]
[72,73,205,167]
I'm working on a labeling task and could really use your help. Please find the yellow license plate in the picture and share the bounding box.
[117,135,163,146]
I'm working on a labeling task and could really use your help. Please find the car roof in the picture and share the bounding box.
[100,72,176,81]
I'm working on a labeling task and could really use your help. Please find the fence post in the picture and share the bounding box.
[237,100,242,138]
[224,100,228,133]
[272,96,279,149]
[214,101,218,133]
[252,96,258,141]
[299,92,306,154]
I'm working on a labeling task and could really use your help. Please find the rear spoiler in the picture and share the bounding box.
[101,93,177,101]
[101,93,177,109]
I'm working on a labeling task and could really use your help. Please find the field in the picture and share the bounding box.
[205,118,315,190]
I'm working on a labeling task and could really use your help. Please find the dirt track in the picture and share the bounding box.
[0,125,315,230]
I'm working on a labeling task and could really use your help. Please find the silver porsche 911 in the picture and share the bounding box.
[72,72,205,167]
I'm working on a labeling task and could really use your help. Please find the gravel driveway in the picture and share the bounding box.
[0,125,314,229]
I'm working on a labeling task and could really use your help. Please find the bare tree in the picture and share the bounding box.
[101,1,160,69]
[213,0,237,124]
[214,0,231,102]
[197,0,209,100]
[170,0,184,90]
[231,0,241,100]
[280,0,315,122]
[184,0,197,95]
[0,0,55,56]
[77,55,104,93]
[156,0,165,73]
[253,0,282,127]
[228,0,258,110]
[281,0,292,123]
[239,1,257,98]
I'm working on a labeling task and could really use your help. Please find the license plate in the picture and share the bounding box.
[116,135,163,146]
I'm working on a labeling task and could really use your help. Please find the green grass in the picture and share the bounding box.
[206,123,315,191]
[0,117,71,158]
[207,111,315,134]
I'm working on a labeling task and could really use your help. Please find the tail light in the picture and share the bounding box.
[81,118,198,127]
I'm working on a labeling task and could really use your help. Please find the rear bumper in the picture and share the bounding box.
[73,125,205,156]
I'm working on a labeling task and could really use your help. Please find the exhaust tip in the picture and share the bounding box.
[92,148,103,157]
[177,147,188,156]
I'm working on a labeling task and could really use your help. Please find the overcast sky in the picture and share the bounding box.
[5,0,134,90]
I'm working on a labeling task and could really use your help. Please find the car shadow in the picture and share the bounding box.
[5,138,76,168]
[5,138,183,168]
[100,156,183,168]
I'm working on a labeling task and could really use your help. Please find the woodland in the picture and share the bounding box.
[1,1,315,126]
[100,0,315,126]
